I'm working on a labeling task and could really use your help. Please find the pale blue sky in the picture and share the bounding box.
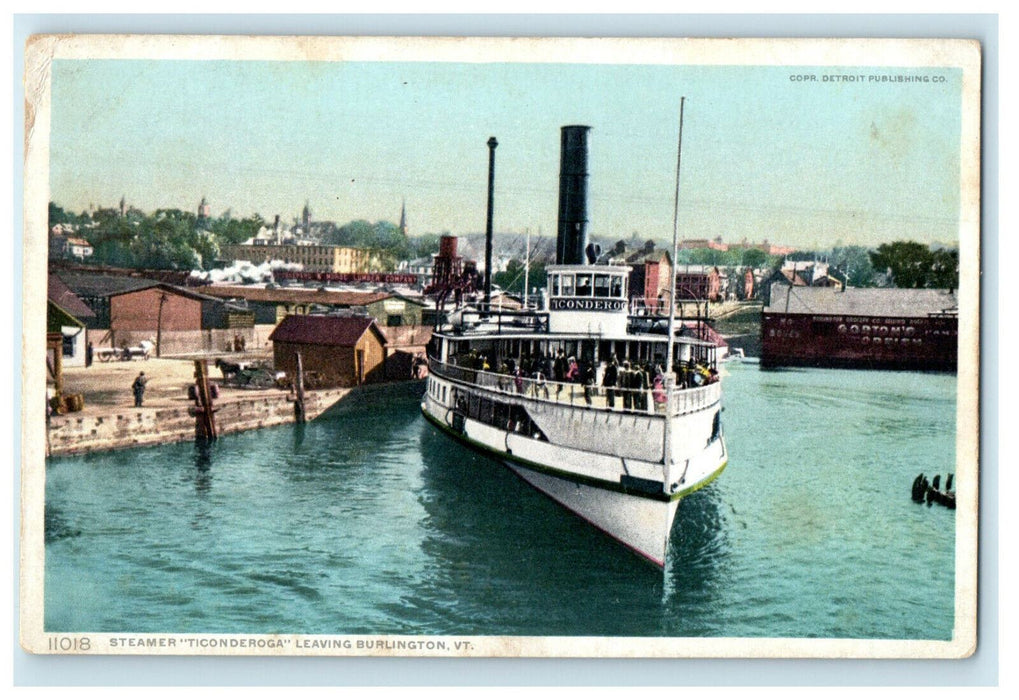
[48,59,963,248]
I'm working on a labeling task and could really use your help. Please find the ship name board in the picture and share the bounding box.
[551,298,626,311]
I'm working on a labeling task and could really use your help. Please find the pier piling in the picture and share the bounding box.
[294,352,306,424]
[192,359,218,441]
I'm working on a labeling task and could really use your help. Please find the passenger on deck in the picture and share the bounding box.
[531,365,549,399]
[621,361,633,410]
[566,356,579,382]
[602,355,619,409]
[581,361,595,406]
[652,365,667,410]
[553,350,568,397]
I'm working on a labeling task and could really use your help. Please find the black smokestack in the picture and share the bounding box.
[557,125,591,265]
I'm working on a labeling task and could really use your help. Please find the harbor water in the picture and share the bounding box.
[44,363,957,639]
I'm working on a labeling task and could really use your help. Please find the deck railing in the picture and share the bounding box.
[429,359,721,417]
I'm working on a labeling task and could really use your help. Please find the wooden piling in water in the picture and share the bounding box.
[193,359,218,441]
[294,351,306,424]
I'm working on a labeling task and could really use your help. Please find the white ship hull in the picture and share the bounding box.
[505,463,682,567]
[421,378,727,567]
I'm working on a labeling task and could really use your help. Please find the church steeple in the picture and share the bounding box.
[399,198,408,236]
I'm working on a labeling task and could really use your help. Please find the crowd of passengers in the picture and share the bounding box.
[454,348,719,411]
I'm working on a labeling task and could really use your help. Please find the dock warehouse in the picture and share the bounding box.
[761,284,958,371]
[197,285,427,327]
[269,314,389,387]
[53,272,255,355]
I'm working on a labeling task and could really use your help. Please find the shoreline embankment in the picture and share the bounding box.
[47,387,352,457]
[45,356,426,457]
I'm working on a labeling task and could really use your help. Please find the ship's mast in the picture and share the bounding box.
[523,227,531,309]
[666,97,686,374]
[663,98,686,493]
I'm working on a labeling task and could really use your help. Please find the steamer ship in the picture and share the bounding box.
[421,125,727,567]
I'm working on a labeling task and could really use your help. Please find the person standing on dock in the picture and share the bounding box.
[132,371,148,407]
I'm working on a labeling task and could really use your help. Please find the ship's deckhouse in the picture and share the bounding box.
[546,264,630,336]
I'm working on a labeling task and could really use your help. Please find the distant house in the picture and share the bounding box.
[47,301,88,371]
[761,284,958,371]
[673,265,726,302]
[398,256,436,287]
[626,249,672,313]
[64,237,94,260]
[269,315,389,387]
[779,261,842,288]
[47,274,97,368]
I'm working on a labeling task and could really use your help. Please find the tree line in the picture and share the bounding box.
[488,239,959,296]
[48,203,440,272]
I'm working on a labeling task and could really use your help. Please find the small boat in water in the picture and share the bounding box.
[421,122,727,567]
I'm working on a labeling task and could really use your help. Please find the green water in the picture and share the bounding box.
[45,363,957,639]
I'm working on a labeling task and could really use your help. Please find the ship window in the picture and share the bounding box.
[551,274,560,295]
[862,325,871,333]
[861,336,870,344]
[850,325,859,333]
[561,274,575,297]
[611,275,624,298]
[576,274,592,296]
[594,274,611,297]
[838,324,847,333]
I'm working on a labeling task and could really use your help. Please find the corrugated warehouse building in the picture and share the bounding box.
[762,284,958,371]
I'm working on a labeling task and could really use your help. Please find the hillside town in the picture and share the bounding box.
[45,195,959,454]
